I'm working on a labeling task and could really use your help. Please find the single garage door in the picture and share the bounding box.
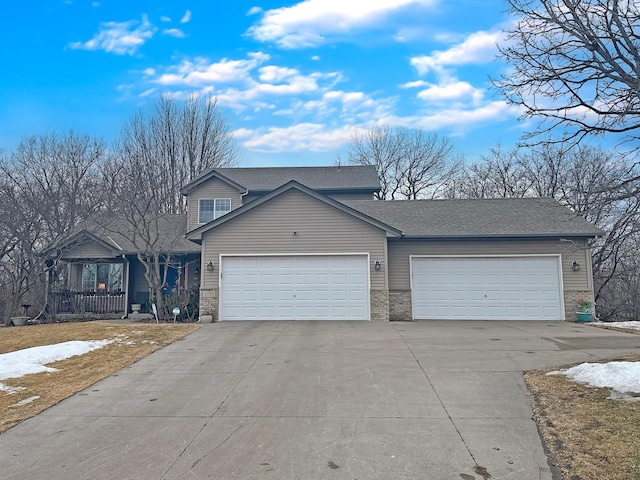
[220,255,370,321]
[411,256,564,320]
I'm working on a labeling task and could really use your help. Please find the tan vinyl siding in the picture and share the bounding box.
[388,237,591,292]
[201,189,387,290]
[186,177,243,232]
[60,239,117,259]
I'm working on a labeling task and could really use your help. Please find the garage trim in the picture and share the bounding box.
[409,254,565,321]
[219,253,371,321]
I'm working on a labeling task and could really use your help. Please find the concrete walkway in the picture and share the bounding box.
[1,321,639,480]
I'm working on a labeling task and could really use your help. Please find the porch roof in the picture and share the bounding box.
[46,214,200,259]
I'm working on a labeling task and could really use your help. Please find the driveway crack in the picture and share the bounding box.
[159,323,290,479]
[392,324,482,470]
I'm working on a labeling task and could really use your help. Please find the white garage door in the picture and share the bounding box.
[220,255,370,321]
[411,256,564,320]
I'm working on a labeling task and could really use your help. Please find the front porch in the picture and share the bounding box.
[50,290,127,315]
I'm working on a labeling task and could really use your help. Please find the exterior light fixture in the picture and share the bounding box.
[206,260,214,272]
[374,260,381,271]
[572,261,581,271]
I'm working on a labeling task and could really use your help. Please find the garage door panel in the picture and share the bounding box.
[412,256,563,321]
[221,255,369,321]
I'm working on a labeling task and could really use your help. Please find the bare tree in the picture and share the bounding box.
[121,94,238,214]
[448,146,531,199]
[103,95,238,318]
[344,127,461,199]
[0,132,106,320]
[495,0,640,148]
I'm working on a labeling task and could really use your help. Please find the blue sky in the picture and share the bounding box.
[1,0,525,166]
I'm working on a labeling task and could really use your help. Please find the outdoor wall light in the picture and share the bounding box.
[206,260,215,272]
[572,261,581,271]
[374,260,382,271]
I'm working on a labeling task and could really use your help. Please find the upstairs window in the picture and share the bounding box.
[199,198,231,224]
[214,198,231,219]
[199,199,214,224]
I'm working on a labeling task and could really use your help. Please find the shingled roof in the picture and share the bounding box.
[342,198,604,238]
[46,214,201,258]
[181,165,381,194]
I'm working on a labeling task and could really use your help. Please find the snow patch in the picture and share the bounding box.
[0,384,25,394]
[548,361,640,400]
[11,395,40,407]
[0,340,112,393]
[593,321,640,331]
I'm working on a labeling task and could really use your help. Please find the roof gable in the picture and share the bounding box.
[181,165,381,195]
[180,169,247,195]
[185,180,401,242]
[46,214,200,258]
[44,230,122,259]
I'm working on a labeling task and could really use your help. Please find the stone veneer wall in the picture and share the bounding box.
[564,290,595,322]
[389,290,412,321]
[199,288,219,322]
[370,290,389,322]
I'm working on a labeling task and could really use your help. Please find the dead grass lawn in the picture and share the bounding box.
[0,321,200,433]
[525,353,640,480]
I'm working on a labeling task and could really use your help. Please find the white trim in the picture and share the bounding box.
[409,254,565,321]
[410,254,563,259]
[219,253,371,321]
[220,252,371,258]
[198,198,232,224]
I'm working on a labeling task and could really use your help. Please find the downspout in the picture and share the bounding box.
[240,188,249,205]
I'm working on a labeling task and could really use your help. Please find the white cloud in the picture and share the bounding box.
[180,10,192,24]
[154,53,271,87]
[247,6,263,16]
[380,101,518,134]
[400,80,429,89]
[149,52,343,113]
[163,28,186,38]
[235,123,362,152]
[411,30,504,75]
[69,15,155,55]
[229,96,516,153]
[160,16,172,22]
[417,80,484,105]
[247,0,439,48]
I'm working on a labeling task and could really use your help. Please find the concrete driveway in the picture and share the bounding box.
[1,321,639,480]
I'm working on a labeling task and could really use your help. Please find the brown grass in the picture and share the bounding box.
[525,354,640,480]
[0,321,200,433]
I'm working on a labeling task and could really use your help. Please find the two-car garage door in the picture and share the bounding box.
[411,256,564,321]
[220,255,369,321]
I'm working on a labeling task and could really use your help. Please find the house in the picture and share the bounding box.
[44,214,200,317]
[46,164,602,322]
[181,165,602,322]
